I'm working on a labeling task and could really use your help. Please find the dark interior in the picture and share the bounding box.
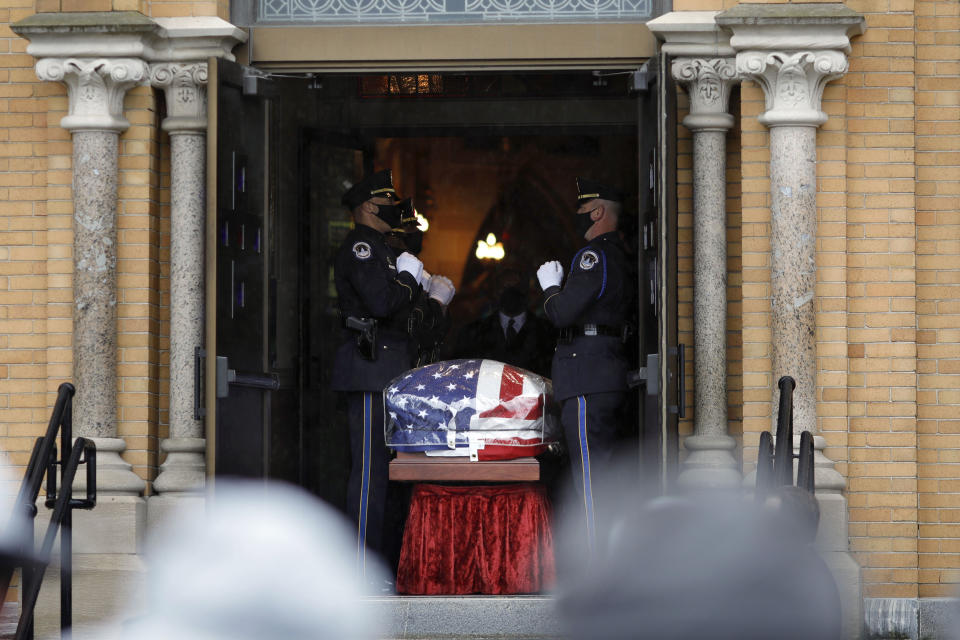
[214,68,663,527]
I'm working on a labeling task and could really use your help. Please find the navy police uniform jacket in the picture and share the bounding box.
[543,231,634,401]
[332,224,419,392]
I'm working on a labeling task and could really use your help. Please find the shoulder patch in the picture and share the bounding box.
[579,249,600,271]
[352,241,372,260]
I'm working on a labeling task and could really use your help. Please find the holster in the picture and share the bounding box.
[346,316,378,361]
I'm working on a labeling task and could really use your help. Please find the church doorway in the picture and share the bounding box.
[208,62,678,543]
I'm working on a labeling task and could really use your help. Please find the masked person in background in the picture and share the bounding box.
[536,178,635,555]
[453,268,554,377]
[333,170,425,580]
[387,198,455,367]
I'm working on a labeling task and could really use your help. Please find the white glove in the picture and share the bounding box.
[537,260,563,290]
[428,275,456,306]
[420,269,432,289]
[396,251,423,284]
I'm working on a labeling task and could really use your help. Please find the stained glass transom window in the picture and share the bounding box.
[259,0,652,23]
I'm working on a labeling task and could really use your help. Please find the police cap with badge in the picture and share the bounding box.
[573,177,624,240]
[576,177,624,206]
[341,169,404,231]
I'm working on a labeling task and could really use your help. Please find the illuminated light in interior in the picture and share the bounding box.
[476,233,505,260]
[416,212,429,232]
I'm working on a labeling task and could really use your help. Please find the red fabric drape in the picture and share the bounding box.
[396,483,555,595]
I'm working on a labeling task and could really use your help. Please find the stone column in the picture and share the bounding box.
[142,17,246,533]
[36,56,149,496]
[717,5,866,638]
[672,57,741,489]
[150,62,209,497]
[736,49,848,436]
[27,54,151,640]
[13,14,246,637]
[734,49,856,496]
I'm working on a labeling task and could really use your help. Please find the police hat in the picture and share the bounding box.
[576,177,624,205]
[341,169,396,209]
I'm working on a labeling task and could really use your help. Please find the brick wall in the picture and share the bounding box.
[0,2,55,469]
[915,0,960,599]
[0,2,176,490]
[844,0,919,599]
[668,0,957,601]
[34,1,227,18]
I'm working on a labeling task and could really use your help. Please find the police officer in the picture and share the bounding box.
[386,198,455,366]
[536,178,634,553]
[332,170,424,577]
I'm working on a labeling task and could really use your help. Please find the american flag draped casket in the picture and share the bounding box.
[385,359,560,461]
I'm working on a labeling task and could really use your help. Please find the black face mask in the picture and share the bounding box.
[575,207,597,238]
[404,229,424,256]
[376,203,402,229]
[385,231,406,252]
[499,286,527,317]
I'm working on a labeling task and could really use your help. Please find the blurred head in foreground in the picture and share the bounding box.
[123,480,386,640]
[555,471,841,640]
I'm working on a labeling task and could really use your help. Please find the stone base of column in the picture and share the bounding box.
[864,598,960,640]
[745,435,862,639]
[34,553,147,639]
[814,453,863,640]
[32,435,147,637]
[823,547,863,640]
[32,495,147,638]
[151,437,206,494]
[678,434,741,488]
[146,492,206,542]
[817,488,863,640]
[147,437,207,539]
[76,437,147,495]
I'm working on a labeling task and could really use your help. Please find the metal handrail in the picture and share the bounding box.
[755,430,775,501]
[774,376,796,487]
[756,376,815,496]
[4,383,96,640]
[797,430,815,494]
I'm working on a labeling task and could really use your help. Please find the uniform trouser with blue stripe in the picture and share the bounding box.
[347,391,390,576]
[561,391,625,554]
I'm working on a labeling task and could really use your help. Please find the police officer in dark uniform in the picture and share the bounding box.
[332,170,425,577]
[536,178,634,553]
[386,198,454,366]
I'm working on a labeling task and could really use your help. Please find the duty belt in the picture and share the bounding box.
[558,324,626,344]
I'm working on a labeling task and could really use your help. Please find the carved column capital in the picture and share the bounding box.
[736,50,848,128]
[672,57,738,131]
[35,57,147,133]
[150,62,209,134]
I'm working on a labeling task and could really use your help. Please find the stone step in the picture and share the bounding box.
[364,595,562,639]
[1,594,562,639]
[0,604,17,640]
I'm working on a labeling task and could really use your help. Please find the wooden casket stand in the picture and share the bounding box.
[389,451,540,482]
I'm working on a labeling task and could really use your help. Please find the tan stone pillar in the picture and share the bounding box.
[145,17,246,531]
[717,5,865,639]
[12,12,159,638]
[672,56,741,489]
[648,12,741,489]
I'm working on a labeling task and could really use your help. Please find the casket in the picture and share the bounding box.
[385,359,559,461]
